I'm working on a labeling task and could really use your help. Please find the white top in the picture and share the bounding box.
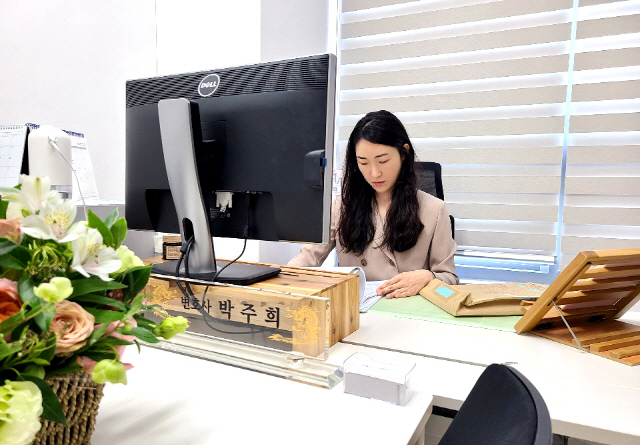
[93,344,433,445]
[343,312,640,444]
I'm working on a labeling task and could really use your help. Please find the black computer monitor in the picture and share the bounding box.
[125,54,336,285]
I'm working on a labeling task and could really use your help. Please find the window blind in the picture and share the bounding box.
[340,0,575,258]
[561,0,640,266]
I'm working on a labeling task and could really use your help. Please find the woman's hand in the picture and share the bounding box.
[377,270,435,299]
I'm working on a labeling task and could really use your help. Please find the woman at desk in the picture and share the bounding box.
[289,110,458,298]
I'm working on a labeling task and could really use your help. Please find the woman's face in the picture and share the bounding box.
[355,139,404,199]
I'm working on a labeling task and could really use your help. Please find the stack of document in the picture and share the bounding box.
[308,267,384,312]
[361,281,385,312]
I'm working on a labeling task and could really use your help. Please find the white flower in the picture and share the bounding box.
[71,226,121,281]
[0,175,59,216]
[0,380,43,445]
[20,198,83,242]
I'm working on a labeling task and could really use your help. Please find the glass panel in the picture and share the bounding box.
[145,273,341,388]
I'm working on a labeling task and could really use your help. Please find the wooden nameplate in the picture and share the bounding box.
[515,248,640,366]
[143,258,359,357]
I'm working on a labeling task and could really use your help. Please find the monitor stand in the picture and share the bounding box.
[151,260,280,286]
[155,98,280,286]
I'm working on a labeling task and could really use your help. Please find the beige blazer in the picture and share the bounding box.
[288,190,459,284]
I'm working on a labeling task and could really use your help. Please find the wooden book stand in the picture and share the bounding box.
[515,248,640,366]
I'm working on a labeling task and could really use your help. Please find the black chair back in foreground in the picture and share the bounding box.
[438,364,553,445]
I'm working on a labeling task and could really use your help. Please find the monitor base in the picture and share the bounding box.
[151,260,280,286]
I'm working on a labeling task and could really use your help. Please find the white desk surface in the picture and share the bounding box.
[93,344,433,445]
[343,311,640,445]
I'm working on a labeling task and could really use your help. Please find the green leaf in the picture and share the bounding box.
[0,238,19,256]
[82,350,116,362]
[0,239,30,270]
[0,199,7,219]
[83,307,123,324]
[70,294,126,311]
[83,322,112,349]
[39,333,57,364]
[18,276,39,306]
[103,336,134,347]
[70,276,126,298]
[133,315,156,329]
[45,362,81,377]
[0,342,22,361]
[121,266,151,302]
[129,326,159,343]
[21,375,66,425]
[122,292,144,320]
[9,322,29,342]
[0,253,27,270]
[103,208,120,228]
[34,307,55,332]
[87,210,114,247]
[32,358,51,365]
[93,336,134,348]
[0,308,26,333]
[110,218,128,249]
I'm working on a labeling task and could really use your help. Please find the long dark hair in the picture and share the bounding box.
[338,110,423,255]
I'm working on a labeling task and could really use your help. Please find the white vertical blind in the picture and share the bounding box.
[340,0,574,257]
[561,0,640,266]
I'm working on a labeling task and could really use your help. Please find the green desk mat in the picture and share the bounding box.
[368,295,522,332]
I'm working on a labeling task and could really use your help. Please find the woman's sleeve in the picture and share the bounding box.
[287,239,336,267]
[287,200,339,267]
[429,202,459,285]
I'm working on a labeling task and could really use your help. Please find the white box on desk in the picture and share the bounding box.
[343,352,415,406]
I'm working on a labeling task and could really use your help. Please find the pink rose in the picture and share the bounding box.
[50,300,95,355]
[76,319,136,373]
[76,355,100,374]
[0,278,21,322]
[0,218,22,243]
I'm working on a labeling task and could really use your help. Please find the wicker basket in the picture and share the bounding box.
[31,373,105,445]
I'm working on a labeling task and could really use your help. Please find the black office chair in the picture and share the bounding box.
[416,161,455,239]
[438,364,553,445]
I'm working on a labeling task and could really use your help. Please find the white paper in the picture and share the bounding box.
[70,134,99,200]
[360,281,385,313]
[306,266,385,312]
[0,125,27,187]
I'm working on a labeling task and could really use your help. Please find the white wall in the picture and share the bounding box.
[0,0,261,202]
[258,0,336,265]
[260,0,333,62]
[155,0,260,76]
[0,0,157,201]
[0,0,335,266]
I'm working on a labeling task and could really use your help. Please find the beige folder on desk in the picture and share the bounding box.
[420,279,547,316]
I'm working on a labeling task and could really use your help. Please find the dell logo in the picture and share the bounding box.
[198,74,220,97]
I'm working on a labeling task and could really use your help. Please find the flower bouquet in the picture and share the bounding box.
[0,175,189,445]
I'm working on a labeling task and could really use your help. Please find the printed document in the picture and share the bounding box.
[307,266,385,312]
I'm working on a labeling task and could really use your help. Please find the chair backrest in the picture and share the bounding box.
[438,364,552,445]
[416,161,445,200]
[416,161,455,239]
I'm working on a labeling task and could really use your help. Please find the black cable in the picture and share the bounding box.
[174,199,270,336]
